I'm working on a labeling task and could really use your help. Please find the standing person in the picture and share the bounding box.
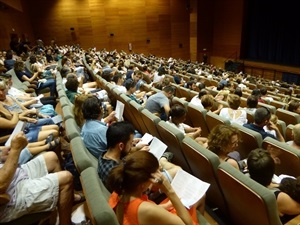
[107,151,199,225]
[145,85,175,120]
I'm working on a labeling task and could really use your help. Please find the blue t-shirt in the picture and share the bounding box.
[81,120,108,159]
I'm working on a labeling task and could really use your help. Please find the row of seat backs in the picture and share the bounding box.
[181,137,282,225]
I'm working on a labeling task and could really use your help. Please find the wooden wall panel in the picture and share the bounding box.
[23,0,190,59]
[212,0,244,59]
[0,5,34,50]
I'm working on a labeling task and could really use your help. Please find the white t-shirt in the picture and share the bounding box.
[219,108,247,125]
[190,96,204,110]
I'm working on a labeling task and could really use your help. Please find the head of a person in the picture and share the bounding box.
[0,80,8,101]
[201,94,215,111]
[247,95,258,108]
[112,73,124,85]
[186,80,196,90]
[0,74,12,89]
[162,85,175,99]
[169,104,187,124]
[13,60,24,72]
[65,76,79,92]
[207,124,241,156]
[82,96,103,120]
[124,79,136,93]
[73,94,90,128]
[5,50,13,60]
[251,89,262,98]
[288,100,300,114]
[227,94,241,110]
[29,55,37,64]
[198,89,208,99]
[292,124,300,146]
[107,151,159,194]
[260,87,267,96]
[132,71,143,82]
[247,148,275,187]
[197,82,206,91]
[279,177,300,203]
[234,87,243,97]
[253,107,271,126]
[106,121,135,157]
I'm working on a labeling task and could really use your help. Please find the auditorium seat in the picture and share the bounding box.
[140,109,161,139]
[156,121,191,173]
[276,108,300,126]
[217,162,282,225]
[186,103,209,138]
[181,137,229,219]
[128,100,145,134]
[262,137,300,177]
[231,123,262,159]
[205,111,230,132]
[80,167,119,225]
[70,136,98,173]
[65,118,80,141]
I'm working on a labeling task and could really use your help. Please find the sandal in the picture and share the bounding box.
[73,192,86,205]
[48,138,60,150]
[45,133,54,145]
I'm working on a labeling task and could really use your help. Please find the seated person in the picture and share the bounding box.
[286,124,300,151]
[287,100,300,114]
[0,132,74,224]
[263,114,278,138]
[247,148,300,223]
[145,85,175,120]
[112,73,126,94]
[243,107,284,142]
[207,124,241,170]
[0,82,59,143]
[167,104,208,147]
[0,73,56,108]
[219,94,247,125]
[107,151,200,225]
[245,95,258,115]
[81,96,116,158]
[14,60,56,97]
[65,76,79,104]
[124,79,144,105]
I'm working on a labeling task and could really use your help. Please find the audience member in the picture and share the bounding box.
[247,148,300,223]
[219,94,247,125]
[286,124,300,151]
[167,104,208,147]
[245,95,258,115]
[145,85,175,120]
[107,150,200,225]
[243,107,284,142]
[0,132,74,225]
[287,100,300,114]
[207,124,241,170]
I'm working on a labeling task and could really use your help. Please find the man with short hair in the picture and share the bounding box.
[243,107,284,142]
[98,121,181,189]
[145,85,175,120]
[81,96,108,158]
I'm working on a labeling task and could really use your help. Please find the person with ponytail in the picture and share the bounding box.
[107,151,199,225]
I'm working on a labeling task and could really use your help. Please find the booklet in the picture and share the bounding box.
[171,170,210,209]
[136,133,153,147]
[115,100,124,122]
[5,121,27,147]
[51,114,63,124]
[149,137,167,160]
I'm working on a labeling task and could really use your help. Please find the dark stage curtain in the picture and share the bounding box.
[242,0,300,67]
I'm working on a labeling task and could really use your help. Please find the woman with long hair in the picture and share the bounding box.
[107,151,199,225]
